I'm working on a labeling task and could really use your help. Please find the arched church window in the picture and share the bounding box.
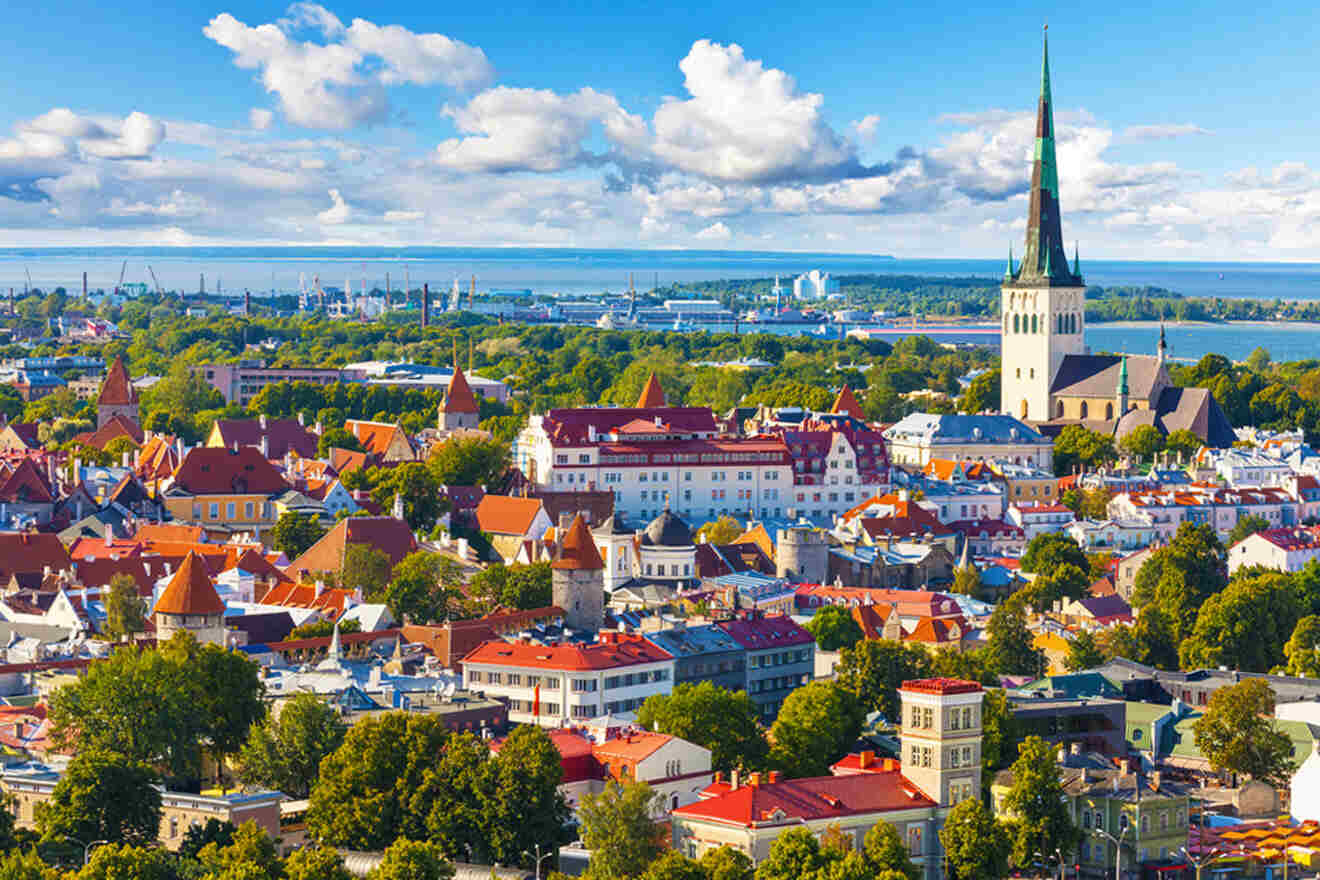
[1030,314,1038,334]
[1105,403,1114,420]
[1013,314,1020,334]
[1055,400,1064,418]
[1080,401,1089,419]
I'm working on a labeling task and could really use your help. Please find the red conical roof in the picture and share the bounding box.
[636,373,666,408]
[831,385,865,420]
[442,366,480,415]
[97,356,138,407]
[152,550,225,616]
[553,513,605,571]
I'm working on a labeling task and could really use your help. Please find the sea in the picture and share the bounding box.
[5,246,1320,363]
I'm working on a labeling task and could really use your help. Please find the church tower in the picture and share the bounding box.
[1000,29,1086,422]
[899,678,984,808]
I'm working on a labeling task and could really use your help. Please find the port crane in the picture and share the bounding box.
[148,266,162,296]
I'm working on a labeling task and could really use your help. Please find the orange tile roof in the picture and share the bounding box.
[97,356,138,406]
[636,373,666,408]
[553,514,604,570]
[442,367,480,415]
[593,732,673,762]
[152,550,225,616]
[346,420,413,458]
[831,385,865,420]
[475,495,546,536]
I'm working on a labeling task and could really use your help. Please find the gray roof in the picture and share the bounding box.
[1050,354,1167,399]
[641,510,693,547]
[1114,386,1235,449]
[644,622,744,657]
[883,413,1048,445]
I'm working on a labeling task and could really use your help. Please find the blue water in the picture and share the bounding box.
[6,246,1320,302]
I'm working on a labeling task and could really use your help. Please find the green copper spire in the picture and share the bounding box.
[1010,26,1078,287]
[1073,241,1081,277]
[1118,355,1129,395]
[1005,245,1015,279]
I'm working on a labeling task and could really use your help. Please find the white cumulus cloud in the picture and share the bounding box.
[316,187,350,223]
[695,220,732,240]
[249,108,275,130]
[204,4,493,130]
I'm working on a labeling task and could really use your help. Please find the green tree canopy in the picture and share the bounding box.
[37,751,161,847]
[1052,425,1117,476]
[699,846,754,880]
[695,516,744,546]
[1000,736,1080,869]
[939,798,1011,880]
[951,564,982,597]
[983,597,1045,677]
[467,562,553,611]
[1131,522,1226,642]
[636,682,768,774]
[426,435,509,488]
[101,573,146,641]
[384,552,464,623]
[1179,571,1301,672]
[804,606,864,652]
[768,681,864,778]
[341,544,394,599]
[1227,514,1270,546]
[284,846,354,880]
[578,781,664,880]
[236,691,346,798]
[0,849,60,880]
[366,840,454,880]
[1020,532,1088,575]
[1118,424,1165,459]
[1285,615,1320,678]
[1192,679,1294,787]
[1063,630,1105,672]
[74,845,176,880]
[271,512,327,560]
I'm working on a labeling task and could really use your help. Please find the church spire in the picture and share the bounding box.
[1005,245,1015,280]
[1118,355,1129,395]
[1012,27,1078,286]
[1157,320,1168,366]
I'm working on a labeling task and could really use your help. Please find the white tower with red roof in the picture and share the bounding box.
[898,678,984,809]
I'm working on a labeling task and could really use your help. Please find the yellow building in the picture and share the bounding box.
[160,446,290,534]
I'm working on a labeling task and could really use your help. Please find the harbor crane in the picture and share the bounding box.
[148,266,162,295]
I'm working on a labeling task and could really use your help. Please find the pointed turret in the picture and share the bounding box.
[438,365,480,431]
[153,551,224,617]
[1008,28,1080,287]
[830,385,866,420]
[1157,320,1168,367]
[1005,245,1015,280]
[553,513,605,571]
[1073,241,1081,277]
[636,372,666,408]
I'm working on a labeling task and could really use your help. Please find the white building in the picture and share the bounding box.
[792,270,839,300]
[883,414,1053,470]
[1108,486,1299,542]
[1065,518,1158,553]
[1005,502,1075,540]
[1204,448,1295,487]
[1228,527,1320,576]
[461,633,674,727]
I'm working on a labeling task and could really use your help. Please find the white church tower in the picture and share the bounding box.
[1000,30,1087,422]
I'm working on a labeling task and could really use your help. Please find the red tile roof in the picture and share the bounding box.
[636,373,666,408]
[345,420,414,459]
[716,615,814,650]
[77,415,144,451]
[211,419,318,459]
[553,514,604,570]
[672,767,934,826]
[285,516,417,580]
[831,385,865,420]
[475,495,546,536]
[461,632,672,671]
[97,357,137,406]
[594,731,673,764]
[899,678,982,695]
[0,458,54,504]
[152,550,225,616]
[171,446,290,495]
[442,367,480,415]
[0,532,72,583]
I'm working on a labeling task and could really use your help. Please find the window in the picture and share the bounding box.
[571,679,597,692]
[209,503,219,519]
[487,672,502,684]
[468,671,482,683]
[1083,810,1091,829]
[906,826,923,856]
[1140,815,1149,833]
[579,454,590,464]
[507,674,523,686]
[227,502,236,519]
[1095,811,1103,830]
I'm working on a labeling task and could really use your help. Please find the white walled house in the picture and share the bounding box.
[883,414,1053,470]
[461,633,674,727]
[1228,527,1320,576]
[594,731,714,816]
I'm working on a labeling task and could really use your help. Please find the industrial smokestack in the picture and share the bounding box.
[469,275,475,309]
[244,290,252,317]
[421,283,430,328]
[82,272,87,298]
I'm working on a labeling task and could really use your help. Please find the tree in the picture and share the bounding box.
[38,751,161,847]
[959,369,1000,414]
[1192,678,1294,787]
[640,852,706,880]
[979,689,1021,794]
[473,723,571,867]
[101,573,146,641]
[74,845,176,880]
[950,564,981,597]
[805,606,864,652]
[636,682,768,774]
[340,544,394,599]
[1178,571,1301,672]
[754,827,827,880]
[1118,424,1165,460]
[861,822,919,880]
[1131,522,1226,642]
[1063,630,1104,672]
[1000,736,1079,869]
[197,820,281,880]
[1020,533,1088,576]
[939,798,1011,880]
[161,634,266,767]
[1285,615,1320,677]
[179,818,237,859]
[983,598,1045,677]
[271,512,327,560]
[236,692,346,798]
[318,427,364,457]
[1021,562,1090,609]
[384,552,464,623]
[370,463,446,532]
[768,681,864,778]
[1052,425,1117,476]
[0,850,59,880]
[468,562,553,611]
[699,846,754,880]
[1164,428,1202,460]
[426,435,509,488]
[577,781,664,880]
[48,646,202,779]
[308,713,452,850]
[835,640,932,721]
[285,847,354,880]
[287,617,362,640]
[368,840,455,880]
[1227,514,1270,546]
[695,516,743,546]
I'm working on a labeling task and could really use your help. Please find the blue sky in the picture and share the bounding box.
[1,0,1318,257]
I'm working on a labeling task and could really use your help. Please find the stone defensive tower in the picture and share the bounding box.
[552,513,605,633]
[776,526,828,584]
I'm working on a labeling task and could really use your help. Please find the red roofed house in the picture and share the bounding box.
[831,385,865,420]
[160,446,291,534]
[96,356,139,430]
[671,678,984,867]
[344,419,416,463]
[715,614,815,721]
[437,366,481,432]
[206,416,319,460]
[0,532,73,588]
[461,631,674,728]
[475,495,553,563]
[284,516,418,583]
[152,550,227,646]
[0,458,57,525]
[1229,525,1320,576]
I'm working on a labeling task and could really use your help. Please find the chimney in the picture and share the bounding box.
[730,769,740,790]
[767,771,781,783]
[259,435,269,459]
[859,750,874,769]
[314,579,325,598]
[749,772,762,787]
[1119,757,1131,775]
[1056,746,1067,765]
